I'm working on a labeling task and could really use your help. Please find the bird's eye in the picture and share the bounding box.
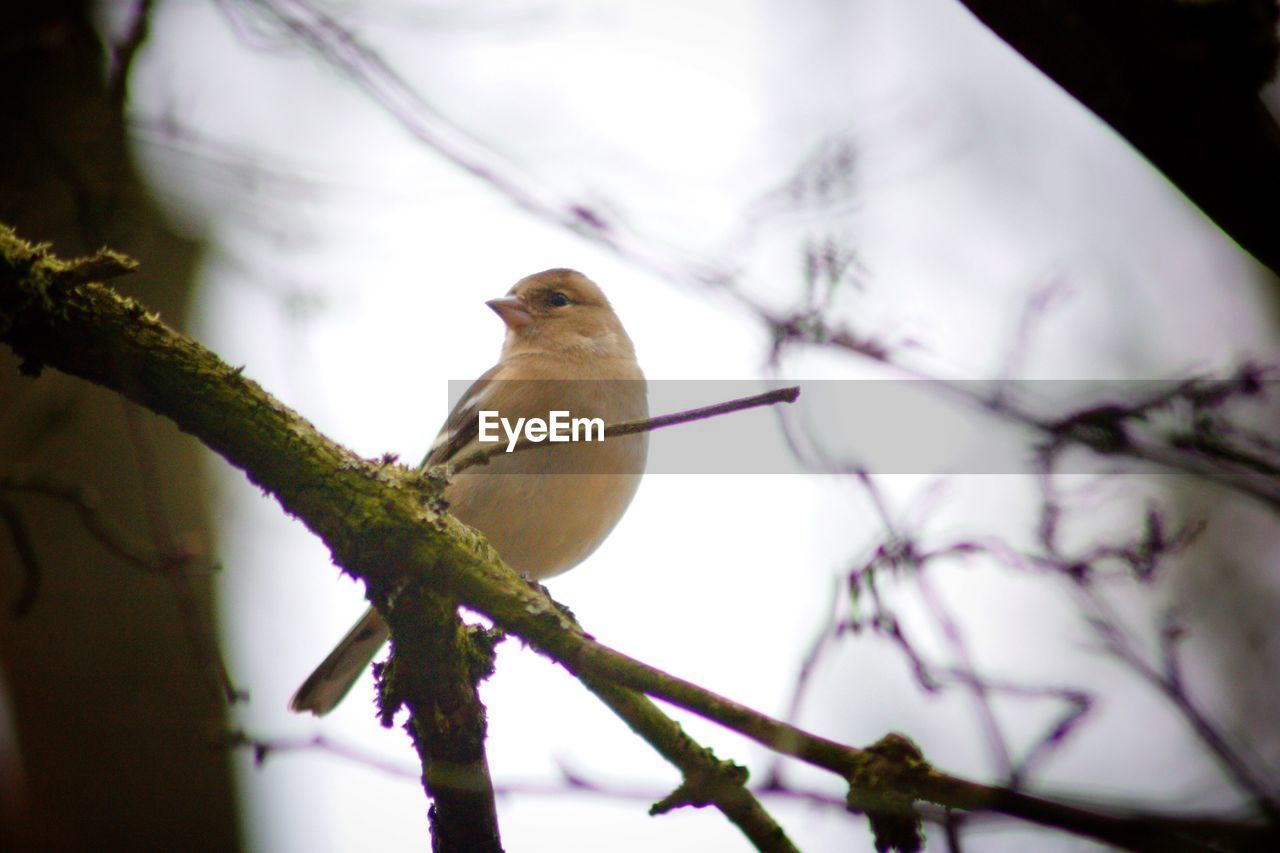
[547,291,571,307]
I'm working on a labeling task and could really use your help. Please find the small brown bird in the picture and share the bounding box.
[290,269,648,715]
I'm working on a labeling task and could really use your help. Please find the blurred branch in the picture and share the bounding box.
[954,0,1280,276]
[227,728,418,777]
[0,472,179,576]
[1081,586,1280,824]
[772,342,1277,837]
[0,463,244,703]
[228,0,736,287]
[0,496,40,616]
[107,0,156,109]
[232,0,605,237]
[1029,467,1280,824]
[225,727,983,833]
[913,565,1014,781]
[846,483,1017,783]
[121,397,244,705]
[760,574,843,791]
[227,0,1280,517]
[846,531,1096,790]
[231,727,1270,852]
[774,308,1280,511]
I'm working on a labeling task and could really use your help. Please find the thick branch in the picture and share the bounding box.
[2,227,1272,851]
[547,599,798,852]
[377,590,503,852]
[0,226,791,847]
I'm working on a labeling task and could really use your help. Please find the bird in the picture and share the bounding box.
[290,269,648,715]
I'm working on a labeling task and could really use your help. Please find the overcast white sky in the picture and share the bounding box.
[111,0,1279,850]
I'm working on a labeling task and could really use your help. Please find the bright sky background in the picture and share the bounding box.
[111,0,1279,850]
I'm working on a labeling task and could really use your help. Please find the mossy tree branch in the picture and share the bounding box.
[2,224,1274,852]
[0,224,793,850]
[376,588,504,853]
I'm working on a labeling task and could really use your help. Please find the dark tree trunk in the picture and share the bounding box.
[0,2,239,850]
[956,0,1280,278]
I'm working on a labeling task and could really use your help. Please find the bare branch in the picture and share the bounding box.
[448,386,800,475]
[1075,582,1280,825]
[0,472,178,575]
[376,592,504,852]
[107,0,157,110]
[543,593,799,852]
[0,497,40,616]
[1024,463,1280,823]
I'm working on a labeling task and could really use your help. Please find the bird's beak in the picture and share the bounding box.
[486,296,534,329]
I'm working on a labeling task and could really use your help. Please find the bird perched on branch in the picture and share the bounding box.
[290,269,648,715]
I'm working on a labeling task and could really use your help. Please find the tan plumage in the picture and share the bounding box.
[290,270,647,715]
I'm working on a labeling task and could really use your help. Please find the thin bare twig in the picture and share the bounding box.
[121,400,245,706]
[226,727,988,836]
[1076,583,1280,825]
[0,473,171,574]
[447,386,800,475]
[226,729,418,778]
[913,568,1014,783]
[1027,460,1280,823]
[760,574,844,790]
[0,497,40,616]
[845,532,1099,787]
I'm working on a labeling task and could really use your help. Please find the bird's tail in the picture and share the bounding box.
[289,606,389,716]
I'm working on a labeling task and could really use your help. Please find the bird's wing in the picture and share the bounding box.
[418,363,503,469]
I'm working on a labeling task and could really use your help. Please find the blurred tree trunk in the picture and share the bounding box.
[0,2,239,850]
